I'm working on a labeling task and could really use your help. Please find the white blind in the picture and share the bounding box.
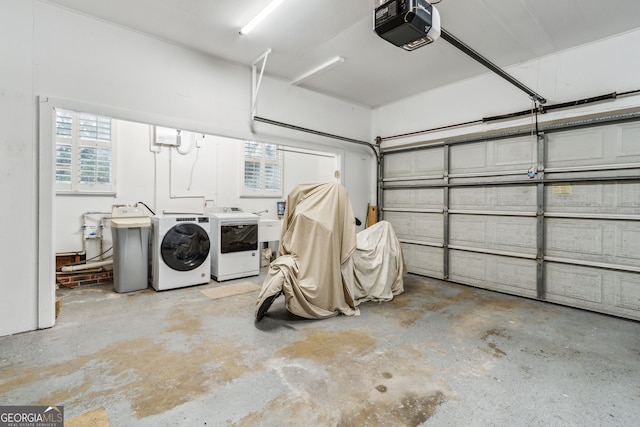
[79,146,112,185]
[55,109,115,192]
[56,109,73,138]
[264,163,281,190]
[55,143,73,183]
[244,161,262,190]
[55,109,73,185]
[243,141,282,196]
[79,113,112,142]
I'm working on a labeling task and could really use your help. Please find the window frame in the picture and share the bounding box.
[54,108,117,195]
[241,141,283,198]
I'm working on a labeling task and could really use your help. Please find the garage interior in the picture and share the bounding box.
[1,1,640,426]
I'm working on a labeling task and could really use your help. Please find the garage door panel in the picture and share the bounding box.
[545,264,640,320]
[545,263,603,303]
[414,149,444,175]
[449,250,537,297]
[450,135,533,174]
[384,188,412,207]
[546,219,605,257]
[547,123,640,168]
[614,273,640,313]
[619,182,640,209]
[450,215,486,246]
[384,179,444,189]
[495,137,536,167]
[546,219,640,267]
[384,212,443,244]
[414,188,444,208]
[401,243,444,278]
[617,122,640,157]
[547,128,604,165]
[384,148,443,178]
[545,169,640,182]
[450,215,536,254]
[617,226,640,263]
[450,175,535,185]
[543,182,640,215]
[450,186,536,212]
[450,143,486,170]
[384,152,413,178]
[384,188,444,209]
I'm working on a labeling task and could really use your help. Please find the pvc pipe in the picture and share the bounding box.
[61,259,113,272]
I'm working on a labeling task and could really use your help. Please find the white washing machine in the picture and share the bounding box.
[149,215,211,290]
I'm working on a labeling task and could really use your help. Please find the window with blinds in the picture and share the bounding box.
[242,141,283,197]
[55,109,115,193]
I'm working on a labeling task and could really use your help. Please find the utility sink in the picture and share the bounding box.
[259,219,282,242]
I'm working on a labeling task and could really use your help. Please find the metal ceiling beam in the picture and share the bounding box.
[440,28,547,104]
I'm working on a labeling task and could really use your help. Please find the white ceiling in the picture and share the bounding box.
[43,0,640,108]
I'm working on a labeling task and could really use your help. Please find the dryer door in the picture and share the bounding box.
[161,223,210,271]
[220,222,258,254]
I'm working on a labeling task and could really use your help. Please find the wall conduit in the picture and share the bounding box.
[251,115,381,220]
[252,115,379,157]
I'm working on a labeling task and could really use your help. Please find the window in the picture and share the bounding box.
[55,109,115,193]
[242,141,283,197]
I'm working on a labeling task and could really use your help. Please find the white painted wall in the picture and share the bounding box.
[0,0,38,336]
[373,29,640,148]
[54,121,340,259]
[0,1,375,336]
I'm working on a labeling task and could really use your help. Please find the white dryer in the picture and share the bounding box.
[207,207,260,281]
[149,215,211,290]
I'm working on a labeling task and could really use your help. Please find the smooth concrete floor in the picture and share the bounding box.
[1,271,639,426]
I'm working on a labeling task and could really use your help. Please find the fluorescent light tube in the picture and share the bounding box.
[240,0,286,35]
[291,57,345,85]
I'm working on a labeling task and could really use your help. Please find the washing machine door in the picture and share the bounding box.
[161,223,210,271]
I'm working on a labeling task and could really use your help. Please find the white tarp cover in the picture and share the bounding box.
[352,220,404,305]
[255,182,404,320]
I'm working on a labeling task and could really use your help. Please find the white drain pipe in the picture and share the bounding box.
[60,259,113,272]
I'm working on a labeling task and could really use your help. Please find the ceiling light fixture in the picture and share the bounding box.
[240,0,287,35]
[291,56,345,86]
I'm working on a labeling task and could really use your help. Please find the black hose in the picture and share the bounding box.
[137,201,156,216]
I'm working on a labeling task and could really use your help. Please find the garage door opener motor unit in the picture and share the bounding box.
[374,0,441,51]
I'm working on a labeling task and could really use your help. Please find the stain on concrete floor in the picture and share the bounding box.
[234,328,450,426]
[0,335,251,419]
[275,329,376,362]
[165,305,203,335]
[337,391,445,427]
[2,274,639,426]
[480,328,509,358]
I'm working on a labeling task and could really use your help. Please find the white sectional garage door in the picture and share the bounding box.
[382,118,640,320]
